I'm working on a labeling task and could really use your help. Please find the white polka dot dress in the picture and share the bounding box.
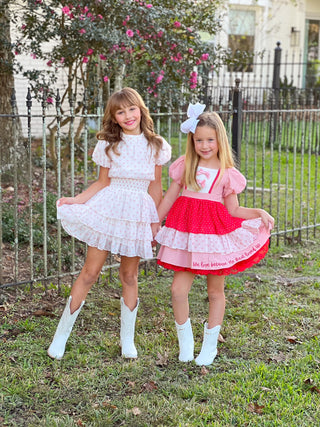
[57,133,171,259]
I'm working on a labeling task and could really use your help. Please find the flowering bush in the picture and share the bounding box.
[10,0,225,108]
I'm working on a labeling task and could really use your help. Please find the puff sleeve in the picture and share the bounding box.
[155,138,172,165]
[92,140,111,168]
[169,156,185,185]
[222,168,247,198]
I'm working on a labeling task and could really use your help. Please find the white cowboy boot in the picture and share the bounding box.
[120,297,139,358]
[47,296,85,360]
[175,318,194,362]
[195,323,221,366]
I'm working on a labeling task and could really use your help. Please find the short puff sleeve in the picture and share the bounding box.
[92,140,111,168]
[169,156,185,185]
[223,168,247,198]
[155,138,172,165]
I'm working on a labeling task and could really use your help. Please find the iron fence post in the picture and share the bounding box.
[271,42,282,144]
[232,78,242,166]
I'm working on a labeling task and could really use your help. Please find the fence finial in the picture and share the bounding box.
[26,88,32,109]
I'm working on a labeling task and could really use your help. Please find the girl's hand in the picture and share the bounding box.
[56,197,78,207]
[258,209,275,230]
[151,222,161,239]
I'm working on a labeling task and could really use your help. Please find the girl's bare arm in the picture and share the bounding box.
[57,166,111,206]
[224,193,275,229]
[148,165,163,208]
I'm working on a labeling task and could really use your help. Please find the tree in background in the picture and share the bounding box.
[4,0,227,179]
[11,0,225,106]
[0,1,24,178]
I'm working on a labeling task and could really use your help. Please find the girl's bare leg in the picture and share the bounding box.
[119,256,140,310]
[206,274,226,328]
[171,271,195,324]
[70,246,109,313]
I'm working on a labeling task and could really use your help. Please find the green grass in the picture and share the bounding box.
[1,242,320,426]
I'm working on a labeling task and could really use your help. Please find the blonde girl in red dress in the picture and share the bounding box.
[154,103,274,366]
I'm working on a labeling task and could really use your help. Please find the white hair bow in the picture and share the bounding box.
[180,102,206,134]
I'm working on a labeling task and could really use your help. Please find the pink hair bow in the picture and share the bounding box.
[180,102,206,134]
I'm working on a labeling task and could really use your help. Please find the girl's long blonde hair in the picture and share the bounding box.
[96,87,163,158]
[184,112,235,191]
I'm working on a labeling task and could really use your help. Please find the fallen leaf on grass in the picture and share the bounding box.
[126,407,141,416]
[280,253,293,258]
[102,401,117,409]
[32,309,55,317]
[248,402,264,415]
[218,333,225,343]
[127,381,135,388]
[76,420,84,426]
[267,352,286,363]
[286,336,302,344]
[304,378,320,394]
[261,387,271,392]
[141,381,157,392]
[200,366,209,375]
[156,351,168,366]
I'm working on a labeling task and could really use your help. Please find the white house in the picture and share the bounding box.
[213,0,320,89]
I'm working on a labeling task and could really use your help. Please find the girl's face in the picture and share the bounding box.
[114,104,142,135]
[193,125,219,166]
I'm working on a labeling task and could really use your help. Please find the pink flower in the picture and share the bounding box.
[21,24,26,30]
[156,74,164,84]
[79,29,86,34]
[146,4,152,8]
[99,54,107,60]
[188,48,194,54]
[97,14,103,19]
[190,71,197,89]
[83,56,89,63]
[87,48,94,55]
[62,6,70,15]
[31,53,36,59]
[126,29,134,37]
[103,76,109,82]
[47,97,53,104]
[157,31,163,38]
[196,59,201,65]
[174,21,181,28]
[60,57,65,64]
[46,60,52,67]
[201,53,209,61]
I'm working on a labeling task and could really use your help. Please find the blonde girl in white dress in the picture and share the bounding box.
[48,87,171,360]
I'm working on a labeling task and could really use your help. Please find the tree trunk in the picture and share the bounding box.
[0,2,24,181]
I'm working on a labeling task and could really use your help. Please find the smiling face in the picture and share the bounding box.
[114,104,142,135]
[193,125,219,167]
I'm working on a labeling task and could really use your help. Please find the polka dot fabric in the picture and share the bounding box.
[156,156,271,275]
[58,133,171,259]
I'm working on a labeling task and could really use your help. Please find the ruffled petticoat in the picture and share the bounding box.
[156,196,271,275]
[58,178,158,259]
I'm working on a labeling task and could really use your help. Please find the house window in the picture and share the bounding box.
[305,20,320,88]
[228,9,255,72]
